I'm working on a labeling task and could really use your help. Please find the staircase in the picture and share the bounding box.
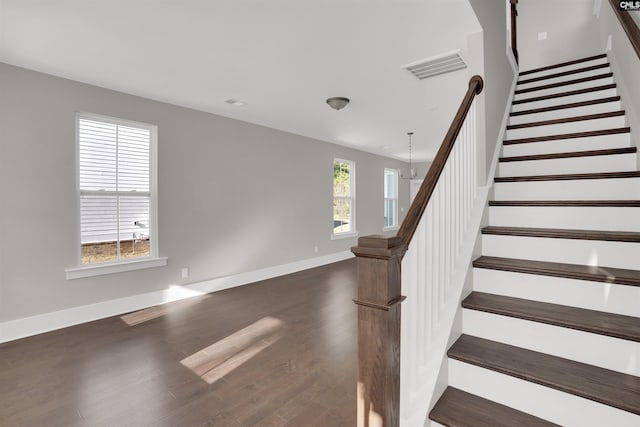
[429,54,640,426]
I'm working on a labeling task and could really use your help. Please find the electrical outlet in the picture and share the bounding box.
[314,246,318,253]
[181,267,190,279]
[538,31,548,41]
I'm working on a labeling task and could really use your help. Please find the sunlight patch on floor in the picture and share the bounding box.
[180,316,284,384]
[120,285,205,326]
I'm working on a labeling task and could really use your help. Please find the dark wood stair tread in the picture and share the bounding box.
[462,292,640,342]
[512,83,616,105]
[506,110,624,130]
[510,96,621,117]
[503,127,630,145]
[448,335,640,414]
[488,200,640,207]
[499,147,636,163]
[429,386,559,427]
[481,225,640,242]
[519,54,607,77]
[518,62,610,85]
[495,170,640,182]
[515,73,613,95]
[473,255,640,287]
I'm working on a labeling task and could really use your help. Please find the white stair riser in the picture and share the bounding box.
[516,66,611,91]
[502,133,631,157]
[505,115,626,140]
[482,234,640,270]
[489,206,640,232]
[494,178,640,200]
[448,359,639,426]
[511,88,618,112]
[462,310,639,375]
[508,101,622,125]
[514,77,614,101]
[519,57,609,81]
[498,153,636,176]
[473,268,640,317]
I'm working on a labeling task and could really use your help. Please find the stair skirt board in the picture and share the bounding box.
[472,268,640,317]
[448,359,640,427]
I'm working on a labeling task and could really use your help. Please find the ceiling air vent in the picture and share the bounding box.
[402,50,467,80]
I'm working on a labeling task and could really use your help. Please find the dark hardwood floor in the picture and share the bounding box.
[0,259,358,426]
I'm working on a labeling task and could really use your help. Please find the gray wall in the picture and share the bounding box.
[0,63,409,322]
[595,3,640,166]
[517,0,602,71]
[469,0,516,178]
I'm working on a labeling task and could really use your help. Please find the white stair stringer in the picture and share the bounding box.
[448,358,640,427]
[462,309,639,375]
[482,234,640,270]
[473,268,640,318]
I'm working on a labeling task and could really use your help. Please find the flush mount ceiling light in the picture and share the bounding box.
[224,98,246,107]
[326,97,350,111]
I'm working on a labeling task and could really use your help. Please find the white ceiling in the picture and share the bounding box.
[0,0,482,162]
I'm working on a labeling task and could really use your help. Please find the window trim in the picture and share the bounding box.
[383,168,399,232]
[65,112,164,279]
[332,158,357,238]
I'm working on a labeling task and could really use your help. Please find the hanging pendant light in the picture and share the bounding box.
[400,132,417,179]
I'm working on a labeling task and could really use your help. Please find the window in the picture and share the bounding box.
[384,168,398,230]
[333,159,356,237]
[69,113,162,276]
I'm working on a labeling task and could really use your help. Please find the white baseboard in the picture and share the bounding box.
[0,251,354,344]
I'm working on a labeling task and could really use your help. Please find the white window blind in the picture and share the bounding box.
[78,115,155,264]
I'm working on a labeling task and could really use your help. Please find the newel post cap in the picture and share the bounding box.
[351,235,406,260]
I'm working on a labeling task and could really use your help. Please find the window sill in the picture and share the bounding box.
[331,231,359,240]
[383,226,399,232]
[65,257,168,280]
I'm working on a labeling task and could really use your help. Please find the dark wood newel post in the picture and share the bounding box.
[351,235,406,427]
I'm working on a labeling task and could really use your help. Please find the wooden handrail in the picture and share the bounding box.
[396,75,484,249]
[608,0,640,60]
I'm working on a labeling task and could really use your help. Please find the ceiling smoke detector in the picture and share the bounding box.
[402,50,467,80]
